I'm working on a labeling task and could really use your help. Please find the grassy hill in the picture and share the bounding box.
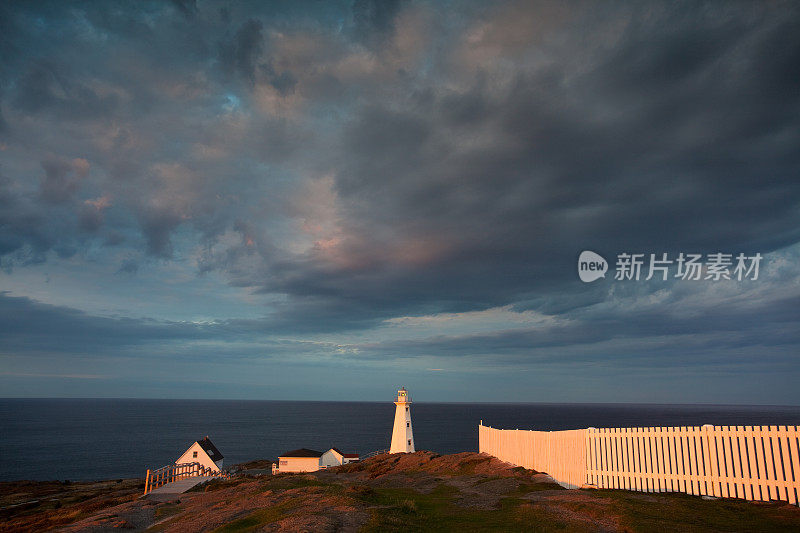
[4,452,800,532]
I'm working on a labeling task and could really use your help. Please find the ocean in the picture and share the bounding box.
[2,399,799,482]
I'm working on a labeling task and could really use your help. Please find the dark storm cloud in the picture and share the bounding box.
[169,0,198,19]
[0,292,211,353]
[250,1,800,326]
[352,0,406,46]
[0,170,56,263]
[218,19,265,85]
[0,292,348,363]
[13,62,120,120]
[39,156,89,204]
[260,62,298,96]
[0,0,799,396]
[354,292,800,366]
[78,204,104,232]
[116,257,139,274]
[138,208,183,257]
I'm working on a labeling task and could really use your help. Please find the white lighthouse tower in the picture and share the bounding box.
[389,387,415,453]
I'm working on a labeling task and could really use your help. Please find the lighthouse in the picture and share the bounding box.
[389,387,415,453]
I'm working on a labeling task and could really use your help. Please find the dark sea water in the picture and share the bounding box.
[2,399,800,482]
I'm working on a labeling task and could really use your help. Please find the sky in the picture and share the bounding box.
[1,0,799,404]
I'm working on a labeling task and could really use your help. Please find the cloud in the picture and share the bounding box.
[0,1,799,401]
[13,62,120,120]
[219,19,265,85]
[259,61,298,96]
[39,157,90,204]
[170,0,198,19]
[0,291,206,353]
[117,257,139,274]
[78,196,111,232]
[352,0,406,47]
[0,371,106,379]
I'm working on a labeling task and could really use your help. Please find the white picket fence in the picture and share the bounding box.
[479,423,800,505]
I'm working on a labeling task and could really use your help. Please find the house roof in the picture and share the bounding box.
[327,447,358,458]
[197,437,224,460]
[280,448,323,458]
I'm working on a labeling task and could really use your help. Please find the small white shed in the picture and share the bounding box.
[272,447,360,474]
[273,448,324,474]
[176,436,224,472]
[321,448,360,468]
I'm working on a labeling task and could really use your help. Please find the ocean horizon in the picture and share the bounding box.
[2,398,800,483]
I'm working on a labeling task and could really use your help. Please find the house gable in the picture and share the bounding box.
[176,437,224,471]
[320,448,343,467]
[320,448,359,467]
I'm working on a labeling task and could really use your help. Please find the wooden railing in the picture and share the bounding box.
[480,423,800,506]
[143,462,227,495]
[361,449,388,460]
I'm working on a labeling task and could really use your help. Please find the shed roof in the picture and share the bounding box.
[329,447,358,458]
[280,448,323,458]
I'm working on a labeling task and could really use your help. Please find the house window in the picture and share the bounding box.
[193,451,198,458]
[406,422,409,427]
[406,407,409,412]
[408,439,412,445]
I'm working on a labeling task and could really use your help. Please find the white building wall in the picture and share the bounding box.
[175,442,222,471]
[321,449,344,467]
[276,456,321,473]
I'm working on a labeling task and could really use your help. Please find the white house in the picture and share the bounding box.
[273,448,324,474]
[273,447,359,474]
[175,436,224,472]
[320,448,360,468]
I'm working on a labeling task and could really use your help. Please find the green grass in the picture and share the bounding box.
[471,475,505,485]
[187,478,246,493]
[471,475,563,494]
[153,503,183,520]
[262,475,330,491]
[454,456,492,475]
[144,503,188,532]
[511,481,564,495]
[587,489,800,532]
[355,484,589,532]
[150,468,800,532]
[354,482,800,532]
[210,503,292,533]
[145,513,182,532]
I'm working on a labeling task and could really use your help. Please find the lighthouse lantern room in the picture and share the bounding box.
[389,387,415,453]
